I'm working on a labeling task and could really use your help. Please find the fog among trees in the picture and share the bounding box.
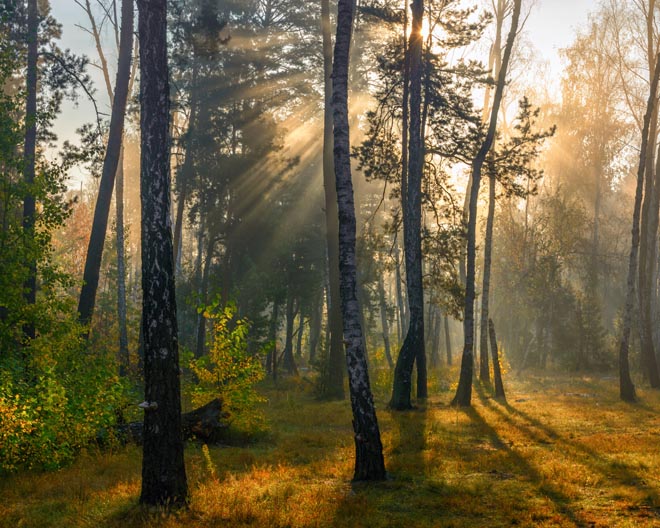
[5,0,660,525]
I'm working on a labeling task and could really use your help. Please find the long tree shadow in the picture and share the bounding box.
[332,398,590,526]
[476,384,659,505]
[463,405,587,527]
[386,405,428,480]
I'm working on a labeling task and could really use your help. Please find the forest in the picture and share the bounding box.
[4,0,660,526]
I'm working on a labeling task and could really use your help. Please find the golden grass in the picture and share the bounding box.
[3,370,660,527]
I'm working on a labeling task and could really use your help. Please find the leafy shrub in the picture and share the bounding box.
[0,303,128,473]
[185,301,267,439]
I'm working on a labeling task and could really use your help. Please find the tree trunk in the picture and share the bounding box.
[378,275,393,368]
[78,0,134,333]
[452,0,520,407]
[390,0,426,410]
[322,0,346,400]
[22,0,38,345]
[267,299,280,380]
[429,306,440,368]
[619,53,660,402]
[444,314,452,366]
[116,149,130,375]
[488,319,506,400]
[308,289,322,364]
[282,289,298,375]
[116,398,230,445]
[356,271,370,361]
[81,0,136,375]
[332,0,386,480]
[173,61,199,270]
[638,0,660,389]
[477,1,505,385]
[400,4,410,232]
[394,237,407,339]
[137,0,188,507]
[324,282,331,363]
[479,171,496,384]
[195,234,215,358]
[295,305,305,361]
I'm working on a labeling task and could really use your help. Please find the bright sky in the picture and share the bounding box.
[524,0,596,68]
[49,0,596,186]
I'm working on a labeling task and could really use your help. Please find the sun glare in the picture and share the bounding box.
[405,16,431,40]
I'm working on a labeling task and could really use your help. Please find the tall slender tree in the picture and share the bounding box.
[618,53,660,402]
[452,0,521,407]
[390,0,425,410]
[638,0,660,389]
[322,0,346,400]
[77,0,134,334]
[137,0,188,506]
[478,0,508,384]
[77,0,137,374]
[22,0,38,345]
[332,0,386,480]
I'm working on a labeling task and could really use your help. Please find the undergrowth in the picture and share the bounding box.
[3,369,660,527]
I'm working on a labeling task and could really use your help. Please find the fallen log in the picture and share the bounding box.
[113,398,230,445]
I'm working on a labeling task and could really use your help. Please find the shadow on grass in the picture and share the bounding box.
[330,396,588,527]
[462,403,587,527]
[476,384,658,505]
[387,404,428,479]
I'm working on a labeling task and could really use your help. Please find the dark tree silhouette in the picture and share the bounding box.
[390,0,426,410]
[77,0,134,334]
[321,0,346,400]
[137,0,188,506]
[452,0,521,407]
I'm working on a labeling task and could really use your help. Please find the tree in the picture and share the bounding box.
[77,0,134,337]
[390,0,426,410]
[76,0,139,375]
[618,53,660,401]
[321,0,346,401]
[21,0,37,345]
[478,0,508,384]
[452,0,521,407]
[637,0,660,389]
[137,0,188,506]
[354,0,486,408]
[332,0,386,481]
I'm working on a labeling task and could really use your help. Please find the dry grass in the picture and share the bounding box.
[3,370,660,527]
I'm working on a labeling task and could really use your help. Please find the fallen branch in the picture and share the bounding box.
[112,398,230,445]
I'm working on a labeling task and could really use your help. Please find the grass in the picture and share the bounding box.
[3,369,660,527]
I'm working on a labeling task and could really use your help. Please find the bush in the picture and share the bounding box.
[0,303,128,473]
[185,301,268,439]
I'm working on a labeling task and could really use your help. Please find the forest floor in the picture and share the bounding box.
[3,368,660,527]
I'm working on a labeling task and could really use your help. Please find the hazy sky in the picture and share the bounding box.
[49,0,596,186]
[525,0,596,63]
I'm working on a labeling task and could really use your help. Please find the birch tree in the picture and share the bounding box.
[618,53,660,402]
[332,0,386,480]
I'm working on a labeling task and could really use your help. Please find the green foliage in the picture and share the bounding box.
[185,301,267,436]
[0,304,128,473]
